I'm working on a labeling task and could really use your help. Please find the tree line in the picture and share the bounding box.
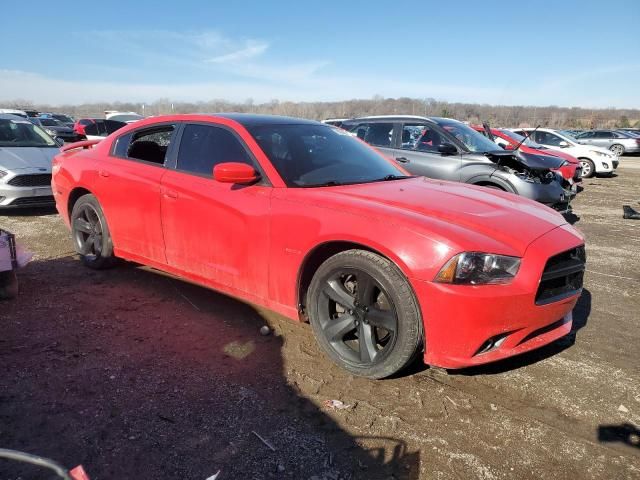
[5,97,639,129]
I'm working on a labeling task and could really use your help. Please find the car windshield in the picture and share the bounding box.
[39,118,62,127]
[498,129,544,148]
[559,130,580,141]
[248,124,407,187]
[108,114,143,122]
[0,118,57,147]
[435,119,501,152]
[53,114,73,123]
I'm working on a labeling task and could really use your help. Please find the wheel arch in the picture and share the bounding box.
[296,240,415,316]
[67,186,93,219]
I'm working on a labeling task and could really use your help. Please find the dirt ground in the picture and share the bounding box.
[1,158,639,480]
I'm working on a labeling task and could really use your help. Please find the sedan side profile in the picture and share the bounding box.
[52,114,585,378]
[571,129,640,156]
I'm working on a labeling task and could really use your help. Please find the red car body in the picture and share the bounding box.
[471,125,581,183]
[52,114,585,369]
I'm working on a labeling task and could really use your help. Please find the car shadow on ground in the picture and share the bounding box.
[597,423,640,450]
[402,289,592,378]
[0,206,58,217]
[0,256,420,479]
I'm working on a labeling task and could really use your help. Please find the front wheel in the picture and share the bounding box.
[307,250,422,379]
[579,158,596,178]
[70,194,116,269]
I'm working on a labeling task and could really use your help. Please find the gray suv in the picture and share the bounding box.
[570,129,640,156]
[342,116,573,212]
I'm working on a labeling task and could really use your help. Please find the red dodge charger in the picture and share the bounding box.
[52,114,586,378]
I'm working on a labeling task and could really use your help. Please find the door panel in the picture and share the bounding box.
[396,123,461,180]
[95,157,167,263]
[160,171,271,298]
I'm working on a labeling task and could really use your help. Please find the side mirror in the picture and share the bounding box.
[54,137,64,147]
[559,141,569,148]
[214,162,259,184]
[437,143,457,155]
[501,143,514,150]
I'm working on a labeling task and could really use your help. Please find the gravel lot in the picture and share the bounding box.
[1,157,639,479]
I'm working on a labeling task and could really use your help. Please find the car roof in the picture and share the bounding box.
[0,113,31,120]
[345,115,435,123]
[209,113,322,127]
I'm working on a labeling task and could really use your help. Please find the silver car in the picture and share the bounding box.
[569,129,640,156]
[0,114,62,209]
[342,116,574,213]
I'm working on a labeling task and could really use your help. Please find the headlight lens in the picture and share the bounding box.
[590,150,610,158]
[434,252,521,285]
[0,170,7,180]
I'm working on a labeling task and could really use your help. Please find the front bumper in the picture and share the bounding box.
[594,157,617,173]
[508,174,575,212]
[414,225,584,369]
[0,171,54,208]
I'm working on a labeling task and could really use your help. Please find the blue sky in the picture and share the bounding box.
[1,0,639,107]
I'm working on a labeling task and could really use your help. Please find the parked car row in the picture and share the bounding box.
[0,109,138,209]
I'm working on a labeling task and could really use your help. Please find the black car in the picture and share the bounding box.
[30,118,84,143]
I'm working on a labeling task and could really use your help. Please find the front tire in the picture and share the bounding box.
[579,158,596,178]
[307,249,422,379]
[70,194,115,269]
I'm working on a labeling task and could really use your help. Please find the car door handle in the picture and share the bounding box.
[163,190,178,199]
[396,157,410,163]
[98,170,109,177]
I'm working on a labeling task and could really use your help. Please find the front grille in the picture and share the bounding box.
[9,195,55,206]
[7,174,52,187]
[536,246,586,305]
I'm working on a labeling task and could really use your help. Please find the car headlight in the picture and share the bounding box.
[434,252,521,285]
[0,170,7,180]
[590,150,610,158]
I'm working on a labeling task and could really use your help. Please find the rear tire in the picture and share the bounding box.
[609,144,625,156]
[578,158,595,178]
[70,194,116,269]
[307,249,422,379]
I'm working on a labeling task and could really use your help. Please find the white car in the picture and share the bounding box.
[0,109,29,119]
[510,128,618,178]
[0,114,62,209]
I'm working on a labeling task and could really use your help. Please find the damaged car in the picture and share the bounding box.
[342,116,574,213]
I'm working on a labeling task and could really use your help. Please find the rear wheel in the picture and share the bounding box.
[579,158,595,178]
[70,194,115,269]
[609,144,625,156]
[307,249,422,379]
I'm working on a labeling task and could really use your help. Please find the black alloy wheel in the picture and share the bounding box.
[308,250,422,379]
[70,194,115,269]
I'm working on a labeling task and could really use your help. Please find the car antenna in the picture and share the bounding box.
[482,121,495,141]
[513,124,540,152]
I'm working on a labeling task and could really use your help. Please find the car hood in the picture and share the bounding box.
[318,177,567,255]
[0,147,58,170]
[525,146,578,164]
[513,151,565,169]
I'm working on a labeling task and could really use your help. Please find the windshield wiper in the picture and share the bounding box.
[369,174,414,183]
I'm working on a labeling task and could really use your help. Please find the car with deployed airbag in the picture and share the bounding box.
[52,114,586,378]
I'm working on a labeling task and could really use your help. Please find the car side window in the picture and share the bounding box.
[537,131,564,146]
[177,124,253,177]
[577,131,594,139]
[126,126,175,165]
[351,122,393,148]
[595,131,612,139]
[403,123,444,152]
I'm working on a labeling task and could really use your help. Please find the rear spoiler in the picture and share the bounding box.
[60,139,102,152]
